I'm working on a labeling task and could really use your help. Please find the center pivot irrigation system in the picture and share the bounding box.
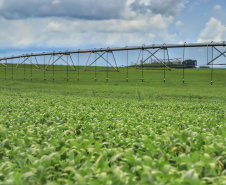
[0,42,225,84]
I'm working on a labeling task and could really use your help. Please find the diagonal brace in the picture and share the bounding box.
[84,52,106,71]
[69,54,76,68]
[45,54,63,70]
[16,57,29,68]
[146,49,171,70]
[208,49,226,65]
[111,51,118,69]
[214,46,226,58]
[0,60,8,67]
[96,52,119,71]
[84,52,92,69]
[16,57,21,68]
[136,49,160,69]
[143,49,161,63]
[45,55,53,70]
[26,57,40,69]
[34,56,41,69]
[17,56,40,69]
[45,55,63,70]
[56,54,76,70]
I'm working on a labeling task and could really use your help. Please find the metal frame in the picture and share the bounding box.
[84,51,119,72]
[0,61,7,67]
[0,42,225,83]
[207,45,226,65]
[44,54,76,71]
[16,56,40,69]
[135,48,171,70]
[0,42,225,62]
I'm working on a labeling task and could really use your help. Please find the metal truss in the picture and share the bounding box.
[0,60,7,67]
[135,48,171,70]
[207,45,226,65]
[45,54,76,71]
[0,42,225,72]
[16,56,40,69]
[0,41,226,85]
[84,51,119,72]
[13,53,76,71]
[0,42,225,62]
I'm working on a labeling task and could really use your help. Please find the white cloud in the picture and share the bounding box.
[176,20,183,27]
[0,0,127,20]
[0,19,36,49]
[188,2,199,12]
[52,0,61,5]
[44,21,63,32]
[197,17,226,43]
[0,0,189,52]
[213,5,221,11]
[0,0,187,21]
[130,0,186,17]
[0,14,176,49]
[0,0,185,50]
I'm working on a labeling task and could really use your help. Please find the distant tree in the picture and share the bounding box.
[183,59,197,68]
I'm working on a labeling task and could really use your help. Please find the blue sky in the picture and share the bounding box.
[0,0,225,66]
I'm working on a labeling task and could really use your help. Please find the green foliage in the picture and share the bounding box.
[0,68,226,184]
[183,59,197,68]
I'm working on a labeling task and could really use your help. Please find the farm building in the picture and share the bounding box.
[172,59,182,65]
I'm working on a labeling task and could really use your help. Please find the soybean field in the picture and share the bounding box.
[0,67,226,185]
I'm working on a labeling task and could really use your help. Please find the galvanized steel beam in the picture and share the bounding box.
[0,42,225,61]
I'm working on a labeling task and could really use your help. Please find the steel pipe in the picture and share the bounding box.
[0,42,225,61]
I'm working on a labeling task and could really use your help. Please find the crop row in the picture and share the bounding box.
[0,90,226,184]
